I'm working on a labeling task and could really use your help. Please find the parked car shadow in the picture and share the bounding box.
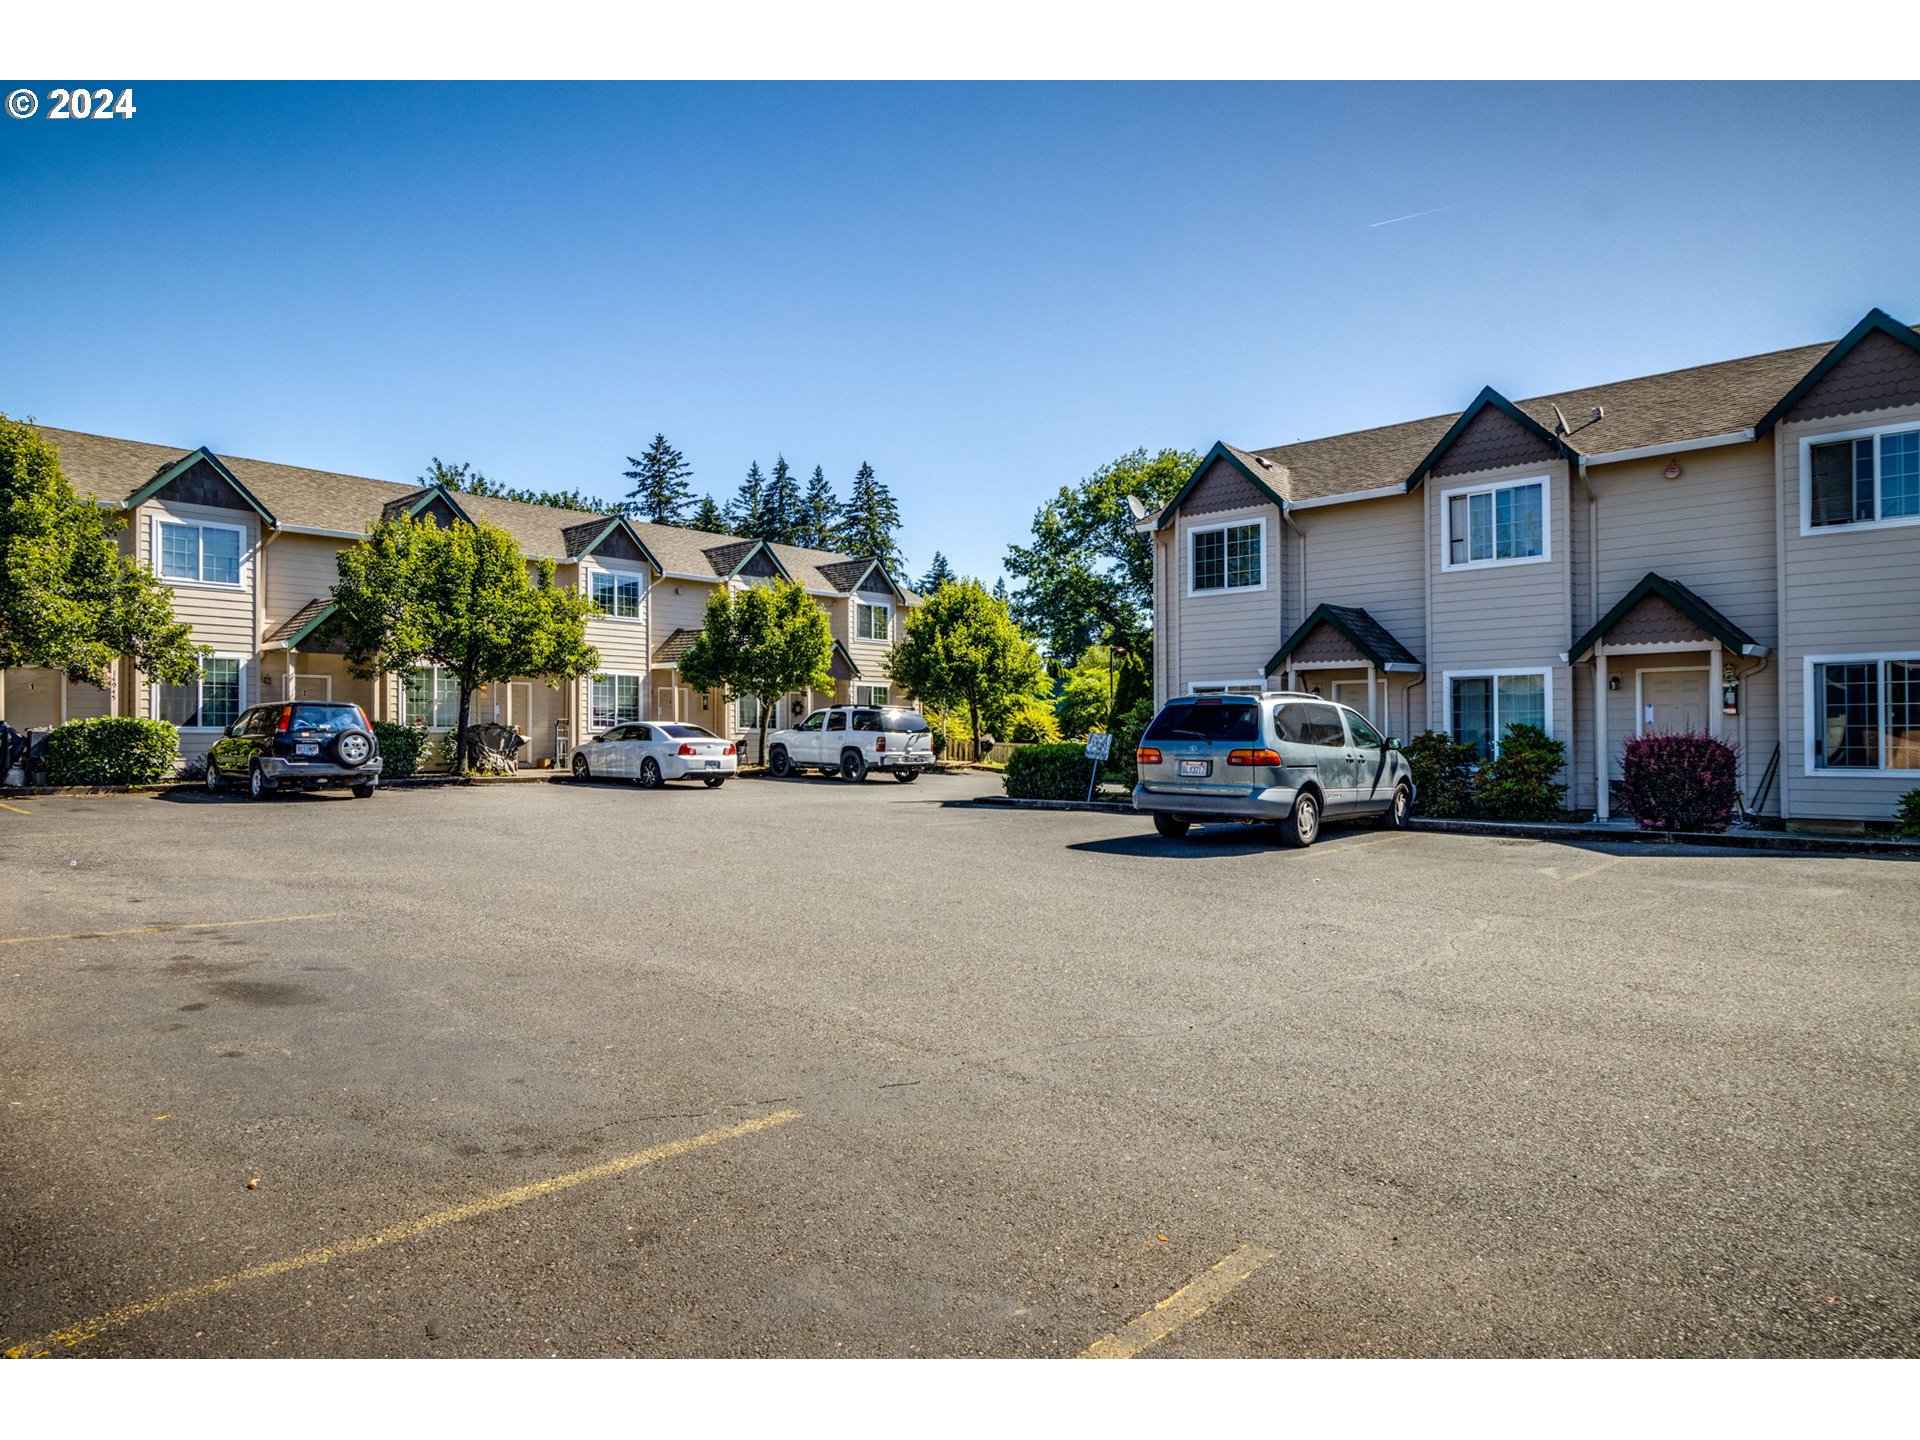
[1068,825,1288,858]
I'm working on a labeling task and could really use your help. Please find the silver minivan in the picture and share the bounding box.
[1131,692,1414,847]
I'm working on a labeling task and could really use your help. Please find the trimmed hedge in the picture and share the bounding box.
[43,717,180,786]
[1475,723,1568,822]
[372,721,425,780]
[1403,729,1477,818]
[1004,742,1097,801]
[1619,731,1740,833]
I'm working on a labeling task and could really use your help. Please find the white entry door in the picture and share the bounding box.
[1639,668,1709,736]
[1332,679,1372,722]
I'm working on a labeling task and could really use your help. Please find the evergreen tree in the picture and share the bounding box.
[421,457,604,514]
[992,577,1009,604]
[725,462,769,538]
[687,495,728,533]
[620,433,695,525]
[838,461,904,571]
[762,454,804,545]
[919,552,955,593]
[799,465,841,550]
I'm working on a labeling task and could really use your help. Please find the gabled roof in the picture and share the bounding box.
[564,514,663,571]
[831,639,861,679]
[264,597,336,648]
[700,537,793,581]
[1155,442,1291,530]
[381,484,473,526]
[1401,387,1566,489]
[1265,603,1424,676]
[122,446,277,524]
[817,557,878,592]
[1752,308,1920,435]
[1565,572,1766,663]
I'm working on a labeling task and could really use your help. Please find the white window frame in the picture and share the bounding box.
[854,683,892,706]
[1803,652,1920,776]
[151,515,246,589]
[589,672,643,732]
[403,666,462,728]
[856,600,893,641]
[1185,516,1268,597]
[1797,421,1920,536]
[587,565,645,621]
[1187,678,1265,695]
[152,653,247,732]
[1442,668,1553,758]
[1438,476,1551,572]
[736,693,763,731]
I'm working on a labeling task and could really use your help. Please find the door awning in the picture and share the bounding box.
[1564,573,1767,663]
[1265,604,1422,676]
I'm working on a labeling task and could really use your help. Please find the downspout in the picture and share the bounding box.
[256,526,281,712]
[1576,457,1598,808]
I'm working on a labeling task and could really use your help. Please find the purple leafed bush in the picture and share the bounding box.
[1619,731,1740,833]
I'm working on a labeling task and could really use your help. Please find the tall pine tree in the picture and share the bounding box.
[838,461,905,572]
[800,465,841,550]
[621,433,695,524]
[687,494,728,533]
[919,552,955,593]
[762,454,804,545]
[725,461,769,538]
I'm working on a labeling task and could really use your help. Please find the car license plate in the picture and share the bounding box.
[704,760,720,769]
[295,743,319,756]
[1178,759,1210,777]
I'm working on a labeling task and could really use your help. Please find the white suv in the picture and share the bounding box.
[767,705,935,783]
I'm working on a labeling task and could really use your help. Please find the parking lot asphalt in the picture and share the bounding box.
[1,770,1915,1358]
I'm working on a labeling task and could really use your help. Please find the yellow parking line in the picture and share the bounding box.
[0,801,30,815]
[2,1107,803,1358]
[1079,1243,1276,1358]
[0,913,337,947]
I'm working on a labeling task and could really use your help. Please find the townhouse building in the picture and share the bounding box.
[2,427,916,765]
[1146,308,1920,830]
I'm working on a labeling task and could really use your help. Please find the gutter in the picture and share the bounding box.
[1285,481,1408,511]
[1576,429,1755,469]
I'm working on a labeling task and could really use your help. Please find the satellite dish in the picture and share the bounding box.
[1125,495,1147,521]
[1550,403,1571,436]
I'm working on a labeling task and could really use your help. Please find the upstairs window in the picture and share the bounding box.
[1189,520,1264,594]
[857,602,891,641]
[1808,427,1920,529]
[155,519,242,586]
[855,684,891,706]
[590,570,642,618]
[1445,480,1546,569]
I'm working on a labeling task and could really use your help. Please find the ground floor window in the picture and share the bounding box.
[737,693,763,729]
[1449,671,1547,759]
[590,673,642,730]
[854,684,891,706]
[404,667,460,727]
[156,657,241,729]
[1812,657,1920,770]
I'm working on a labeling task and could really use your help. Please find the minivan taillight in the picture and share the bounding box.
[1136,747,1162,765]
[1227,748,1282,766]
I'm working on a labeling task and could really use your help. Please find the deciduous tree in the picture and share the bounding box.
[886,579,1044,751]
[677,577,834,765]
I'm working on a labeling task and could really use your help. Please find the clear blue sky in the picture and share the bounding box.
[5,81,1917,583]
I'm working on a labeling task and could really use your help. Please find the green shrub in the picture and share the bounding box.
[1895,788,1920,839]
[1102,694,1156,791]
[373,721,424,779]
[1006,701,1062,744]
[43,717,180,786]
[1474,723,1568,821]
[419,730,456,772]
[1619,731,1740,832]
[1004,742,1097,801]
[1403,729,1477,818]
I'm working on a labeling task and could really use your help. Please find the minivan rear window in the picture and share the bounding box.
[289,704,367,734]
[1143,699,1260,743]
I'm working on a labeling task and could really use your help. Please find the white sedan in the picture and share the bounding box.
[569,722,737,788]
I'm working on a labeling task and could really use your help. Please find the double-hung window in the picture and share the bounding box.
[1444,479,1547,568]
[1188,519,1264,594]
[156,657,242,730]
[590,570,642,619]
[1806,425,1920,529]
[854,683,891,706]
[155,518,243,586]
[1810,657,1920,771]
[1449,671,1548,760]
[403,667,460,727]
[857,601,891,641]
[590,673,642,730]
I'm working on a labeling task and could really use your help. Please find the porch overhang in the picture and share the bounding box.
[1563,573,1767,664]
[1264,603,1422,677]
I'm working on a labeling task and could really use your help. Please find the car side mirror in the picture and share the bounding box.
[1386,737,1400,750]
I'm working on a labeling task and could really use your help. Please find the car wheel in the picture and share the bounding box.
[248,761,272,801]
[1280,790,1320,848]
[204,761,223,794]
[892,768,919,783]
[769,746,792,778]
[352,779,377,799]
[639,757,663,789]
[703,775,727,788]
[1377,783,1411,830]
[840,749,868,783]
[572,754,591,781]
[1153,813,1191,840]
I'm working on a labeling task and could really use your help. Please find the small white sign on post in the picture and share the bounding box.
[1084,731,1113,761]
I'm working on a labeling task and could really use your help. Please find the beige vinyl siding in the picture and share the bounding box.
[581,561,653,675]
[3,668,67,730]
[134,499,261,719]
[264,532,348,628]
[651,578,715,637]
[847,593,896,690]
[1286,493,1426,659]
[1425,463,1573,753]
[1777,402,1920,822]
[1171,501,1283,695]
[1575,439,1781,810]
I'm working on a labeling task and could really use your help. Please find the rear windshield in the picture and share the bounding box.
[289,704,367,734]
[661,725,716,739]
[881,708,929,732]
[1143,699,1260,744]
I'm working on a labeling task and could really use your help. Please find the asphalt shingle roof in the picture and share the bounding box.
[651,627,702,665]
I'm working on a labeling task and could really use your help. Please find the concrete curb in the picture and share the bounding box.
[1407,816,1920,858]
